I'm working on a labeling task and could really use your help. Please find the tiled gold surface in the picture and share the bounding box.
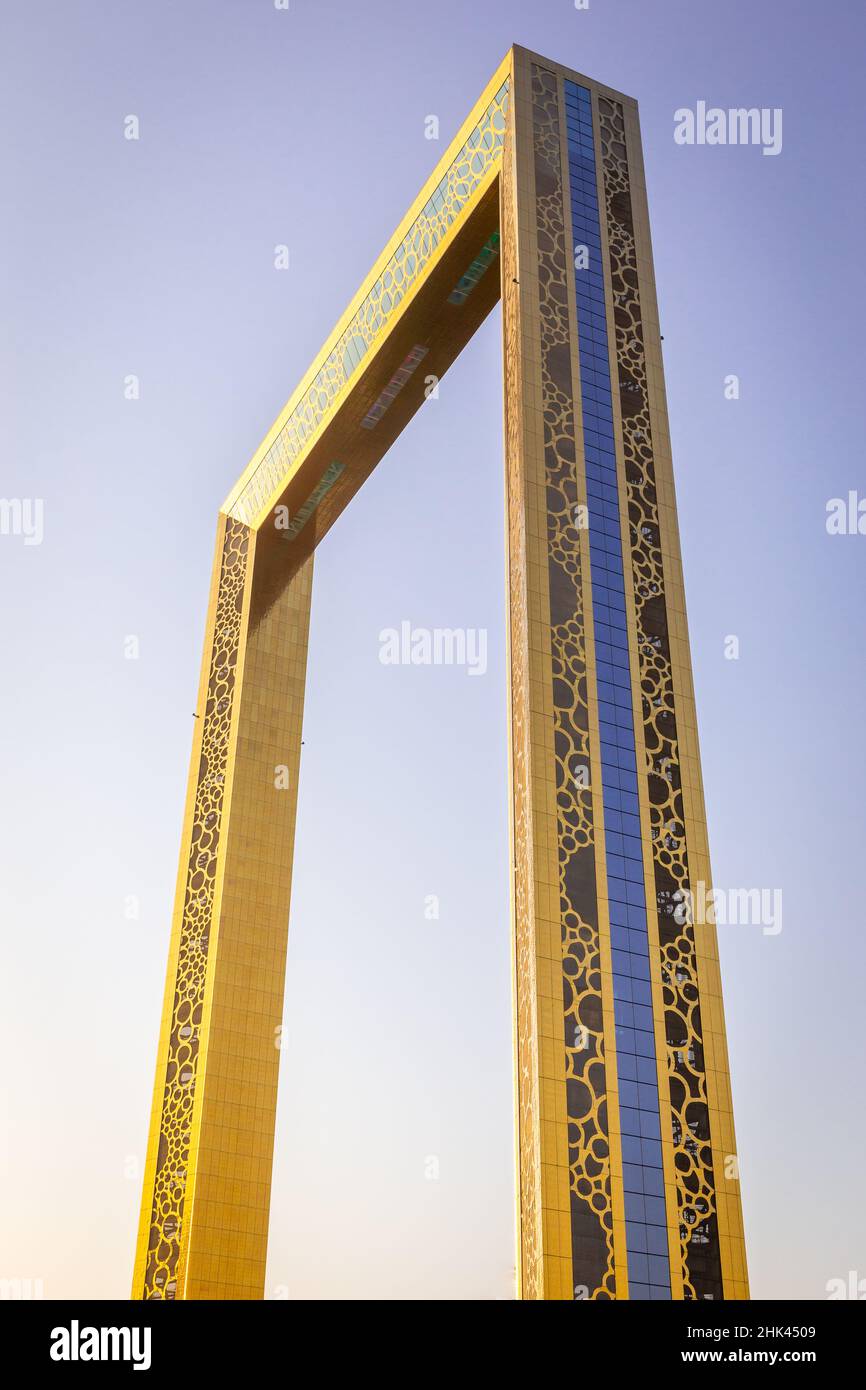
[501,73,543,1299]
[134,542,312,1299]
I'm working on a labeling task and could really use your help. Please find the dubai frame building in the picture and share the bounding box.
[133,46,748,1302]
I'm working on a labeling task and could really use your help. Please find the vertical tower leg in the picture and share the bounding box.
[133,516,312,1299]
[504,45,748,1300]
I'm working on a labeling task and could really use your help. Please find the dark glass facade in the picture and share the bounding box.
[564,80,671,1300]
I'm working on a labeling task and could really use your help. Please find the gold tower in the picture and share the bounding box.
[133,46,748,1301]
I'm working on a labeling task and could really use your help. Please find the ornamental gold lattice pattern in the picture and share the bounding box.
[142,518,249,1299]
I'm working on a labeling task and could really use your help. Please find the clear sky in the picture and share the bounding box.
[1,0,864,1301]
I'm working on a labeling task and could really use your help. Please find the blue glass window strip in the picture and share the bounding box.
[564,80,671,1300]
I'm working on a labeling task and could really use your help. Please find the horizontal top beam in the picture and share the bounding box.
[221,45,636,535]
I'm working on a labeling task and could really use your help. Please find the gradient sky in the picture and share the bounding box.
[1,0,864,1301]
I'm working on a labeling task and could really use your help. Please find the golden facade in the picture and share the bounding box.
[133,46,748,1301]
